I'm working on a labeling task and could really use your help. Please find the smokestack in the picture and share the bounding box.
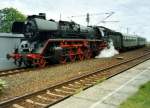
[39,13,46,19]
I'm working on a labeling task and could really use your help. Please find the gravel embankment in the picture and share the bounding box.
[0,48,149,101]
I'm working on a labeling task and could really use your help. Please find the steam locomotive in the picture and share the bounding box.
[7,13,146,67]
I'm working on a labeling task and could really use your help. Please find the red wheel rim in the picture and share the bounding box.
[69,50,76,62]
[39,58,46,67]
[78,54,84,60]
[84,49,92,59]
[60,56,67,64]
[77,48,84,60]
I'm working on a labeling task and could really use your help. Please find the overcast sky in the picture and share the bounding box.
[0,0,150,41]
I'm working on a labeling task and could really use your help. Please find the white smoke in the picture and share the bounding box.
[95,40,119,58]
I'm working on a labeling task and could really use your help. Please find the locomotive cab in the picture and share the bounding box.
[93,26,109,41]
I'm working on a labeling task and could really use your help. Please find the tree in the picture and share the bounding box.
[0,8,26,32]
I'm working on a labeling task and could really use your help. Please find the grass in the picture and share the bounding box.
[119,81,150,108]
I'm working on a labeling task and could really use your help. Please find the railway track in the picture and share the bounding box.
[0,66,55,77]
[0,60,76,77]
[0,51,150,108]
[0,68,28,77]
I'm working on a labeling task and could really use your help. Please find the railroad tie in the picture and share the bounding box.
[25,99,47,106]
[37,95,57,102]
[79,79,84,82]
[74,81,81,85]
[84,83,93,86]
[68,84,80,88]
[55,89,74,94]
[46,90,65,98]
[92,75,98,77]
[12,104,25,108]
[85,78,93,81]
[89,76,99,80]
[62,86,77,91]
[85,78,97,83]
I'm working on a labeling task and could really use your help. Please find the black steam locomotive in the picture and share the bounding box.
[7,13,146,67]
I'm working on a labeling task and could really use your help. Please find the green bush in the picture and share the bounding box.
[0,79,6,91]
